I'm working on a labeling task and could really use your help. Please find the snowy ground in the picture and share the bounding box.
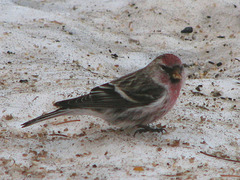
[0,0,239,179]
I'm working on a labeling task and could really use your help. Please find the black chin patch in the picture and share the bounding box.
[170,78,181,84]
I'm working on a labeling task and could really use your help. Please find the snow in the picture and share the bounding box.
[0,0,239,179]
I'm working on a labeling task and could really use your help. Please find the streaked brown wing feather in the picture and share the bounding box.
[54,72,166,109]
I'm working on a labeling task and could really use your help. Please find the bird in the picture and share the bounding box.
[21,54,184,135]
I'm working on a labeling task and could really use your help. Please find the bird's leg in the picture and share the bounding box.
[134,124,167,137]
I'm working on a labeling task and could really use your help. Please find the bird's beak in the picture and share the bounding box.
[172,69,182,80]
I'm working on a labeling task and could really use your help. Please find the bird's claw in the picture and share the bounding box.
[134,125,167,137]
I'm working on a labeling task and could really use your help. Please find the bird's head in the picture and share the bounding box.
[150,54,184,84]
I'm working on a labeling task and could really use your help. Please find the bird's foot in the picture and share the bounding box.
[134,124,167,137]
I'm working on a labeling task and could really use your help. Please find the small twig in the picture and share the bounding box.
[200,151,240,163]
[52,119,81,125]
[195,105,209,111]
[32,96,39,102]
[190,90,206,96]
[49,133,68,138]
[164,170,190,177]
[221,175,240,178]
[164,173,184,177]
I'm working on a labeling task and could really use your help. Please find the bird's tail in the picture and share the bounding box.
[21,108,72,128]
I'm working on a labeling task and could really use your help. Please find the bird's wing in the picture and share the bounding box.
[54,71,166,109]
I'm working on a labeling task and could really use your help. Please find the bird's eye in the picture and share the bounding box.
[160,65,166,70]
[160,65,172,73]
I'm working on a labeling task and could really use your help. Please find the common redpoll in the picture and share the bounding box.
[22,54,184,134]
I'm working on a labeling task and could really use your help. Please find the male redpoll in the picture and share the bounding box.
[22,54,184,135]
